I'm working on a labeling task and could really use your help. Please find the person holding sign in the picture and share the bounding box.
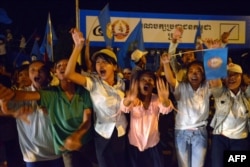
[209,63,250,167]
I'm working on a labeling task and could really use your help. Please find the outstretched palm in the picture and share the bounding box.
[156,78,169,103]
[126,79,140,106]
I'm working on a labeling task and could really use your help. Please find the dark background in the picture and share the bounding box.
[1,0,250,71]
[2,0,250,37]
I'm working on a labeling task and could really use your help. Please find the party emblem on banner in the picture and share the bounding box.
[203,48,228,80]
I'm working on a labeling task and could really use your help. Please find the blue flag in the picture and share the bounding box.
[194,21,202,44]
[117,20,145,69]
[194,21,203,61]
[203,48,228,80]
[98,4,113,48]
[0,8,12,24]
[31,40,43,61]
[40,13,58,62]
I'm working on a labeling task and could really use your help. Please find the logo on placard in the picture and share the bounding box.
[207,57,223,69]
[111,20,130,40]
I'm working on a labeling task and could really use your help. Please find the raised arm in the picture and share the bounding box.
[168,26,183,74]
[161,53,177,88]
[84,38,93,72]
[64,28,87,87]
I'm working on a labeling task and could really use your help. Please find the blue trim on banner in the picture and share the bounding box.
[80,10,250,49]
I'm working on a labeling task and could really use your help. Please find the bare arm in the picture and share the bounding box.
[161,54,177,88]
[0,84,40,101]
[62,108,92,151]
[168,26,183,75]
[64,28,87,87]
[0,98,34,124]
[84,38,93,72]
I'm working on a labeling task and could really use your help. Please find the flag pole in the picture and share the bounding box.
[76,0,80,29]
[75,0,81,65]
[48,12,54,62]
[87,3,109,40]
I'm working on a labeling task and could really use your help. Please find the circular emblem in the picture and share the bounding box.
[112,20,129,40]
[207,57,223,69]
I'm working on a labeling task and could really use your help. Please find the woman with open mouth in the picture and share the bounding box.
[119,70,173,167]
[65,28,128,167]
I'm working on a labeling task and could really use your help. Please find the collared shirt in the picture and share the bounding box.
[174,81,211,130]
[39,85,93,154]
[85,74,128,139]
[120,94,173,151]
[214,90,248,139]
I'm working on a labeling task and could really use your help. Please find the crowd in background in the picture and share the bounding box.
[0,25,250,167]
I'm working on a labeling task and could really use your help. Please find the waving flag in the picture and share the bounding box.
[0,8,12,24]
[203,48,228,80]
[195,21,204,61]
[30,39,43,61]
[194,21,202,44]
[40,13,58,62]
[98,3,113,48]
[117,20,145,68]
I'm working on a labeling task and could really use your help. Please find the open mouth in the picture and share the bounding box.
[143,84,150,91]
[100,69,106,75]
[191,78,198,81]
[228,80,236,84]
[34,77,40,82]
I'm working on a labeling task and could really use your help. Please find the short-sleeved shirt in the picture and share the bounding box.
[39,85,93,154]
[10,85,61,162]
[85,74,128,139]
[174,81,211,129]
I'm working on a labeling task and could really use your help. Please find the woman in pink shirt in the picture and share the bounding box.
[120,70,173,167]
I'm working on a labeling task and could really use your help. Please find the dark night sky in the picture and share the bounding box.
[1,0,250,69]
[1,0,250,37]
[1,0,250,52]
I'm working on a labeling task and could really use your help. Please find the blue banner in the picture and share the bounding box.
[203,48,228,80]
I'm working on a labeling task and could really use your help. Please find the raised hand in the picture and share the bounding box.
[70,28,85,48]
[124,79,140,106]
[160,52,171,64]
[172,26,183,42]
[203,38,222,49]
[156,78,169,104]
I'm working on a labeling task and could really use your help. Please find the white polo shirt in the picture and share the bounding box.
[85,74,128,139]
[174,81,211,130]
